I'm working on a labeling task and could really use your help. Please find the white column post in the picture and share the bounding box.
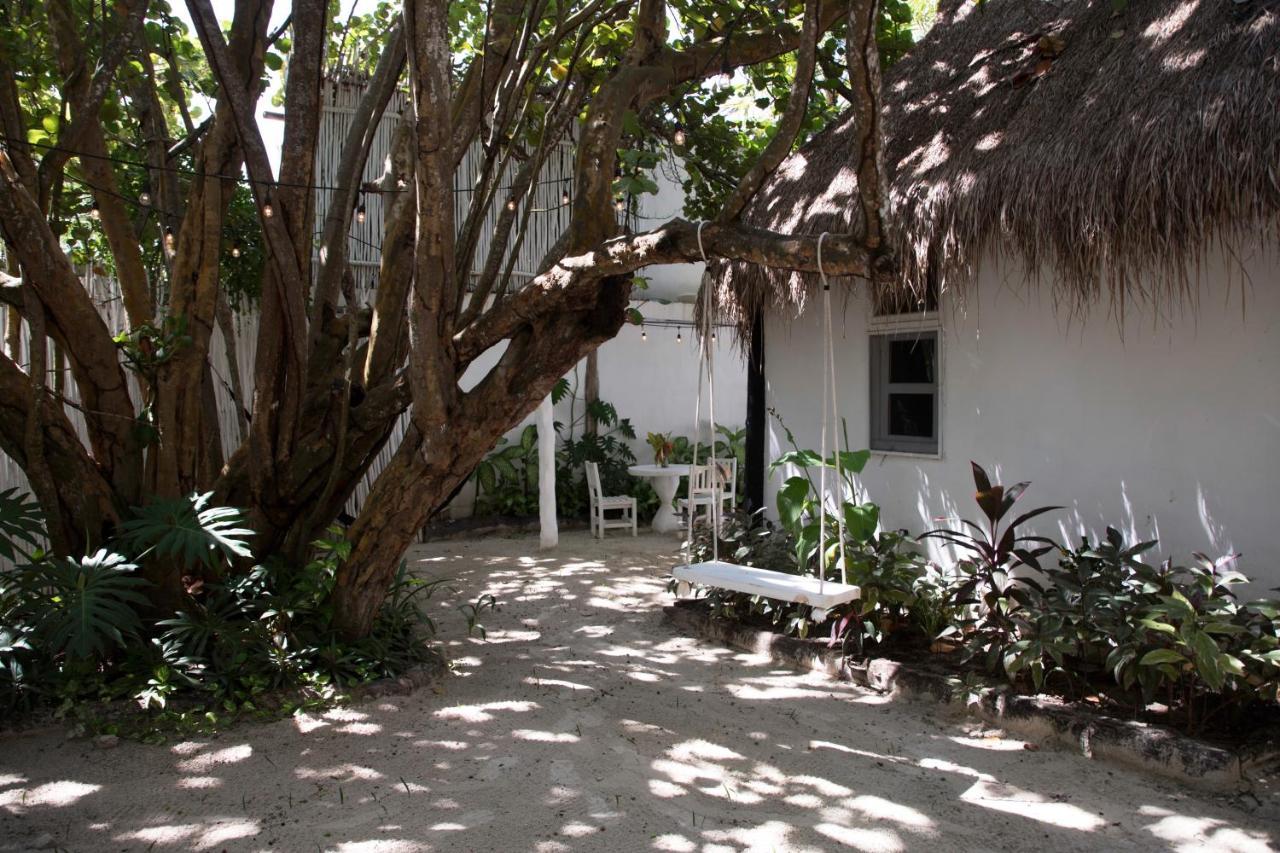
[537,395,558,549]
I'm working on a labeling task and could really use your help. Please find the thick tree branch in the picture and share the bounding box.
[455,217,873,366]
[448,0,536,166]
[362,124,416,387]
[848,0,887,249]
[36,0,149,208]
[405,0,458,432]
[0,55,38,193]
[719,0,820,222]
[654,1,849,94]
[0,349,118,554]
[185,0,306,337]
[47,0,154,328]
[0,149,141,498]
[310,23,406,343]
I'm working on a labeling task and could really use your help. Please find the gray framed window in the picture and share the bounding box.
[870,331,939,454]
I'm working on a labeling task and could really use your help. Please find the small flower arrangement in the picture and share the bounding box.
[646,431,674,466]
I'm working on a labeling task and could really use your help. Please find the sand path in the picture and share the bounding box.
[1,531,1276,852]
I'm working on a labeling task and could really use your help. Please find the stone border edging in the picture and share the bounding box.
[662,602,1276,793]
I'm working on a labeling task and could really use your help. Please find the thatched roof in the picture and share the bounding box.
[717,0,1280,333]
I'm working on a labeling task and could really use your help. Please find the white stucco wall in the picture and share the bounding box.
[762,241,1280,590]
[449,300,747,516]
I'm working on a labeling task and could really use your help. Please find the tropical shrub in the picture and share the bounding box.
[473,425,541,517]
[0,492,467,728]
[677,453,1280,732]
[831,528,930,653]
[923,464,1280,731]
[919,462,1059,674]
[556,399,639,518]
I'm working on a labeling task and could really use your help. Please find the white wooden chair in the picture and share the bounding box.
[678,461,733,535]
[678,458,736,526]
[586,461,637,538]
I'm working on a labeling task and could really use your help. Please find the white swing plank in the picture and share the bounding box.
[673,560,861,609]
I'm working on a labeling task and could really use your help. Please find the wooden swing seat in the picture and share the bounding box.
[673,560,861,610]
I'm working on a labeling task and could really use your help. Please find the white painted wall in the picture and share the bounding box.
[448,299,748,517]
[762,240,1280,590]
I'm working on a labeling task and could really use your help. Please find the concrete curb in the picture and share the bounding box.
[663,602,1278,793]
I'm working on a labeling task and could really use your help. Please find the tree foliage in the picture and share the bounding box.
[0,0,923,638]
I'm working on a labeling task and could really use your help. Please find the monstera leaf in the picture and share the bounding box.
[0,488,45,562]
[27,550,149,659]
[116,492,254,570]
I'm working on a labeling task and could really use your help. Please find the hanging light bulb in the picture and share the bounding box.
[673,125,686,147]
[262,193,274,218]
[561,182,570,206]
[355,196,367,224]
[712,330,718,342]
[676,329,683,343]
[89,201,100,220]
[164,226,175,251]
[614,196,626,213]
[231,241,242,258]
[506,198,517,212]
[641,327,647,341]
[138,191,152,206]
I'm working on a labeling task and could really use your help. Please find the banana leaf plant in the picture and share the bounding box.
[772,446,875,578]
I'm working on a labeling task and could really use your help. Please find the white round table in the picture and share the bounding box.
[628,463,693,533]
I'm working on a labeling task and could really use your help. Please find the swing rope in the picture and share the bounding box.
[670,229,860,615]
[687,222,721,563]
[816,233,849,588]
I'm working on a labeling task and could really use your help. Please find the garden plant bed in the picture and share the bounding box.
[663,599,1280,794]
[0,658,449,744]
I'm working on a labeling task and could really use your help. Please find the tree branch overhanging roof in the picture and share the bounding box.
[716,0,1280,336]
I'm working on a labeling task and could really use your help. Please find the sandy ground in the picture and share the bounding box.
[1,530,1277,853]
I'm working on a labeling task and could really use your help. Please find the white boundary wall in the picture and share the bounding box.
[447,299,748,518]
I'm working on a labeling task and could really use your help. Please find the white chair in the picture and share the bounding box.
[678,460,734,534]
[586,461,637,538]
[678,459,736,529]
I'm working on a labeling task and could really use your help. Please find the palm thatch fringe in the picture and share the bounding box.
[714,0,1280,340]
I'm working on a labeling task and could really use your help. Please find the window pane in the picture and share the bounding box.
[888,393,934,438]
[889,337,934,384]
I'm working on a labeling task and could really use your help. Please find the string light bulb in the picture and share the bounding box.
[262,195,274,218]
[641,327,647,341]
[231,241,242,258]
[138,192,151,206]
[673,125,686,147]
[164,226,175,251]
[89,201,100,220]
[561,182,570,205]
[712,330,718,342]
[506,198,517,212]
[676,329,683,343]
[355,198,367,224]
[614,196,625,212]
